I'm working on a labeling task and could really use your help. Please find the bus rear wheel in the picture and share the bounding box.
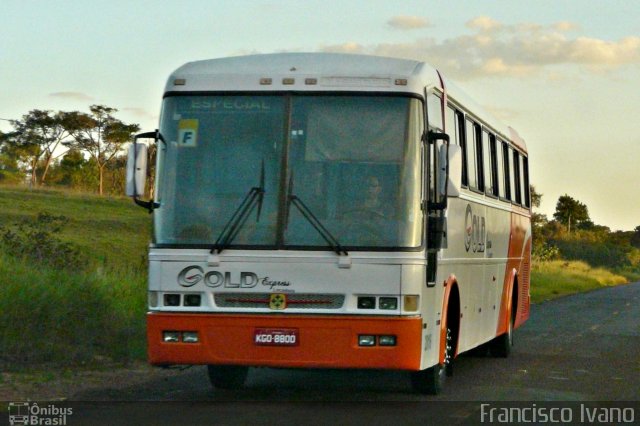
[207,365,249,390]
[489,310,514,358]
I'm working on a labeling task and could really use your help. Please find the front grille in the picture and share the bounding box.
[214,293,345,309]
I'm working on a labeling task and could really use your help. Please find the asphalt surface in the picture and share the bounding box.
[34,282,640,424]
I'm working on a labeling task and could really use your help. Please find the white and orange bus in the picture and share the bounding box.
[126,53,531,394]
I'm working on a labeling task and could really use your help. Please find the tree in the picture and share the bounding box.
[3,110,72,186]
[631,225,640,249]
[64,105,139,195]
[553,194,590,233]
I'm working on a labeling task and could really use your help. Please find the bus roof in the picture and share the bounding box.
[167,52,526,153]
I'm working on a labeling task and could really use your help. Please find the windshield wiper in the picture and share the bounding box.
[210,162,265,254]
[286,173,348,256]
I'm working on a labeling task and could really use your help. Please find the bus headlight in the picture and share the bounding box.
[182,331,199,343]
[378,335,397,346]
[184,294,201,307]
[379,297,398,310]
[163,331,180,343]
[358,335,376,346]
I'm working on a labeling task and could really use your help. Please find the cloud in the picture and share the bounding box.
[320,17,640,80]
[387,15,430,30]
[122,107,157,121]
[49,92,94,101]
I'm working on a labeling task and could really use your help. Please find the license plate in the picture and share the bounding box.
[254,328,299,346]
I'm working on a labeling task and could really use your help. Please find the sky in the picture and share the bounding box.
[1,0,639,230]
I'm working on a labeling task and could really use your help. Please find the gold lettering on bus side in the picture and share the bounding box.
[464,204,486,253]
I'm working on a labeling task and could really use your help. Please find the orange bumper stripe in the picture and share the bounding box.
[147,313,422,370]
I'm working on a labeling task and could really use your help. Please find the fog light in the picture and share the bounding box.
[403,295,419,311]
[164,294,180,306]
[182,331,199,343]
[358,335,376,346]
[379,297,398,310]
[184,294,201,307]
[357,297,376,309]
[148,291,158,308]
[379,335,397,346]
[163,331,180,343]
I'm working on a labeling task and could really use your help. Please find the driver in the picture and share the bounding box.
[358,175,391,218]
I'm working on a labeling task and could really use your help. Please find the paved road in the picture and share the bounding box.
[70,282,640,424]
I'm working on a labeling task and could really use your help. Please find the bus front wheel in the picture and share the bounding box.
[207,365,249,390]
[410,326,453,394]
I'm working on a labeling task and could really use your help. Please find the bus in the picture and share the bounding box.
[126,52,531,394]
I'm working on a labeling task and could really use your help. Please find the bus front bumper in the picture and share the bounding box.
[147,312,423,370]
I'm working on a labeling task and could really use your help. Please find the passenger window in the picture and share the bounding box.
[427,94,443,130]
[446,105,456,140]
[482,130,495,196]
[474,122,484,192]
[501,141,511,200]
[456,110,468,186]
[512,149,522,205]
[522,155,530,208]
[465,119,477,189]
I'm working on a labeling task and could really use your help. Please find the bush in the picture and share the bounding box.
[551,239,630,269]
[0,212,86,270]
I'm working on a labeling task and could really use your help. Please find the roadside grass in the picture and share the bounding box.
[0,185,150,370]
[0,252,147,369]
[531,260,628,303]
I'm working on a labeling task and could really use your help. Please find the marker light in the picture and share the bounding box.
[182,331,199,343]
[358,335,376,346]
[379,297,398,310]
[260,78,272,85]
[305,78,317,85]
[164,294,180,307]
[163,331,180,343]
[378,335,397,346]
[282,78,295,85]
[357,297,376,309]
[184,294,201,307]
[394,78,408,86]
[403,295,419,312]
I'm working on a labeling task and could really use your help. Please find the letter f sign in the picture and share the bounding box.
[178,119,198,147]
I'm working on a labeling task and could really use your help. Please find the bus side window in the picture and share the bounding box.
[474,122,484,192]
[456,111,468,186]
[482,129,495,196]
[513,149,522,205]
[427,94,443,130]
[501,141,511,201]
[464,118,477,189]
[509,148,519,204]
[523,156,531,208]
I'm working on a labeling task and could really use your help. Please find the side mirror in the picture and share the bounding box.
[126,131,160,212]
[126,142,148,197]
[439,144,462,198]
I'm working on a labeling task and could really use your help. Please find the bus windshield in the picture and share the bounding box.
[155,94,423,250]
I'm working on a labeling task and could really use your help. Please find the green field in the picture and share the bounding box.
[0,185,150,368]
[0,185,631,369]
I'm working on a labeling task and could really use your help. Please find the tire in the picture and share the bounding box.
[489,310,514,358]
[411,363,445,395]
[410,326,453,395]
[207,365,249,390]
